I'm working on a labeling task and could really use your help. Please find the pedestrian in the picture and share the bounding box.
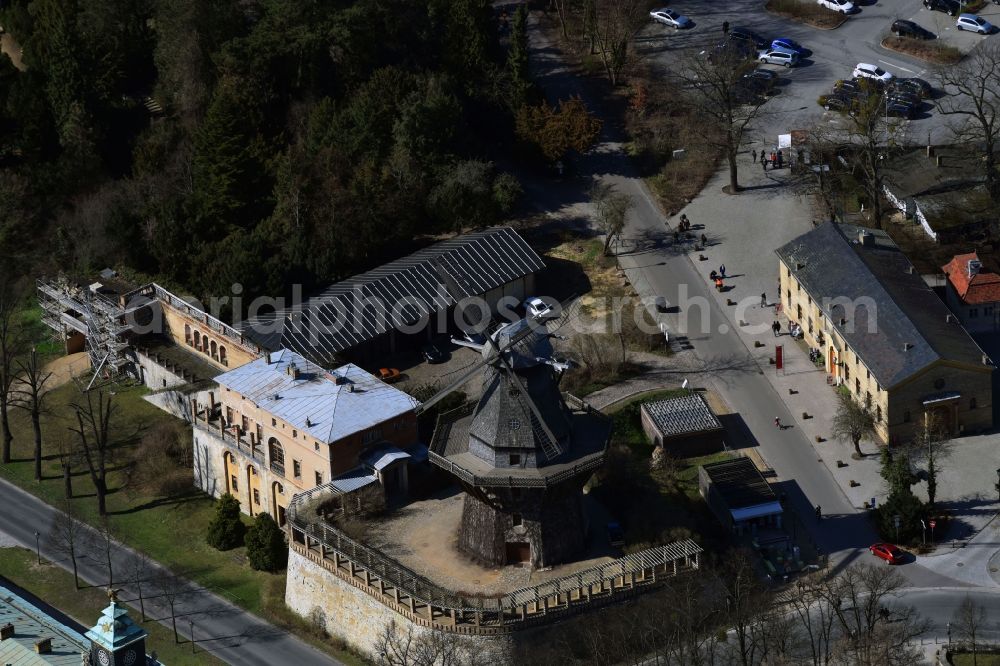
[775,416,782,429]
[770,151,777,165]
[773,321,780,337]
[700,233,708,246]
[760,150,766,165]
[815,505,822,520]
[760,292,767,308]
[715,277,724,292]
[752,149,757,163]
[719,264,726,278]
[777,150,784,169]
[761,158,767,172]
[674,230,680,243]
[722,20,729,35]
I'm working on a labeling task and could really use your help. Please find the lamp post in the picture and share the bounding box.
[189,620,195,654]
[33,531,40,564]
[947,621,952,645]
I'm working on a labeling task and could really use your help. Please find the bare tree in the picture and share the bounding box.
[720,550,773,666]
[831,392,877,457]
[592,0,645,86]
[48,499,85,589]
[54,427,77,499]
[936,42,1000,202]
[953,596,987,663]
[374,619,478,666]
[12,347,53,481]
[673,48,770,194]
[70,390,117,515]
[157,571,190,643]
[0,273,25,465]
[590,182,633,255]
[91,518,118,587]
[124,549,154,622]
[787,573,839,665]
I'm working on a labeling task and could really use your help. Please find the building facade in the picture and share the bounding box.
[777,224,993,444]
[941,252,1000,333]
[191,349,420,524]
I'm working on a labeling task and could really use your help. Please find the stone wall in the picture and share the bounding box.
[285,549,515,662]
[136,350,189,391]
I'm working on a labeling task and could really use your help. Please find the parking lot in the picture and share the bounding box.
[637,0,1000,145]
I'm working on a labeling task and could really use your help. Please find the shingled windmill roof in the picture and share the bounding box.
[240,227,545,363]
[776,223,989,388]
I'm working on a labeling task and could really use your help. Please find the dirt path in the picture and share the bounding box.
[43,352,89,388]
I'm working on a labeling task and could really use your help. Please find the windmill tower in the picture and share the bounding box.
[426,315,610,568]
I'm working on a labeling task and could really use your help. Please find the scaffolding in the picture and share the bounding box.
[36,277,138,389]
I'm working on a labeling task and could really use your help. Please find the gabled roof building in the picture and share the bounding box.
[240,227,545,364]
[942,252,1000,333]
[777,223,993,443]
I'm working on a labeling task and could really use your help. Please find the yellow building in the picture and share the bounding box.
[191,349,421,524]
[777,223,993,444]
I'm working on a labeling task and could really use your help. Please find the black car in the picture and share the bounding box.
[923,0,961,15]
[821,93,858,114]
[743,68,779,93]
[888,90,921,107]
[891,77,933,99]
[891,19,935,39]
[421,342,448,364]
[885,99,915,119]
[708,39,755,64]
[728,26,768,50]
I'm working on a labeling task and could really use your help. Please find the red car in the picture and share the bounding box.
[869,543,905,564]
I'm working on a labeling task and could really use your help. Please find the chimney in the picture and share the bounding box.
[34,637,52,654]
[306,416,312,427]
[903,342,913,351]
[334,374,347,385]
[969,259,982,278]
[0,622,13,640]
[984,353,993,366]
[946,313,956,323]
[859,231,875,246]
[348,383,355,393]
[796,262,805,270]
[926,145,934,158]
[936,155,943,168]
[907,266,916,275]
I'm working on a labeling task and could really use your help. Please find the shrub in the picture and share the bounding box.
[875,491,926,544]
[206,493,245,551]
[245,513,288,572]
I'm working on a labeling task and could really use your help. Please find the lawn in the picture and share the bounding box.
[1,379,363,664]
[953,653,1000,666]
[765,0,849,29]
[0,546,223,666]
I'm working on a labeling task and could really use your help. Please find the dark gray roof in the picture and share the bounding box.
[701,457,775,510]
[641,394,722,438]
[241,227,545,362]
[776,223,989,388]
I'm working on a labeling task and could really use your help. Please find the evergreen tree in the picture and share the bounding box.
[506,4,530,108]
[206,493,245,551]
[245,512,287,572]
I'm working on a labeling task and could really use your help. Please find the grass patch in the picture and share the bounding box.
[881,36,962,64]
[953,653,1000,666]
[0,546,223,666]
[0,379,363,664]
[765,0,849,29]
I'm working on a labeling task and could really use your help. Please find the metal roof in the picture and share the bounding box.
[701,457,777,510]
[214,349,420,444]
[240,227,545,362]
[641,394,723,438]
[362,446,411,471]
[776,223,990,388]
[0,586,88,666]
[330,467,378,494]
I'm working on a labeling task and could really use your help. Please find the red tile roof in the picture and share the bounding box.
[942,252,1000,305]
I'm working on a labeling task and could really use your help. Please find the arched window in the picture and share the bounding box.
[185,324,192,345]
[268,438,285,476]
[210,340,218,359]
[219,346,228,366]
[875,405,882,422]
[193,330,201,349]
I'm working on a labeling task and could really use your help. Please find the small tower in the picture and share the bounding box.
[85,589,148,666]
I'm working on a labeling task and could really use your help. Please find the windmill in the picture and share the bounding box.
[424,307,611,568]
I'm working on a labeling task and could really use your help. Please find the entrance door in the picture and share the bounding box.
[505,542,531,564]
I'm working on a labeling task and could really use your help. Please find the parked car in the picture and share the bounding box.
[743,68,779,94]
[956,13,993,33]
[607,522,626,548]
[820,93,858,114]
[728,26,767,49]
[869,542,905,564]
[924,0,961,15]
[853,62,894,83]
[818,0,856,13]
[421,342,447,364]
[885,99,916,119]
[887,90,921,107]
[891,19,935,39]
[758,47,800,67]
[378,367,402,383]
[891,77,932,98]
[523,296,554,320]
[708,39,756,64]
[834,78,882,97]
[771,37,806,55]
[650,7,692,29]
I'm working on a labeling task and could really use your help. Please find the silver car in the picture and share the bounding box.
[758,47,799,68]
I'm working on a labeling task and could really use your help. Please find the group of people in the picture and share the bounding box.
[709,264,727,291]
[752,148,785,171]
[788,321,803,339]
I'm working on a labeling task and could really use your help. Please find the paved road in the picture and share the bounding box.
[0,478,338,666]
[635,0,1000,145]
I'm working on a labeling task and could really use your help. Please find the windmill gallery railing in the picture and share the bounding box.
[287,488,703,635]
